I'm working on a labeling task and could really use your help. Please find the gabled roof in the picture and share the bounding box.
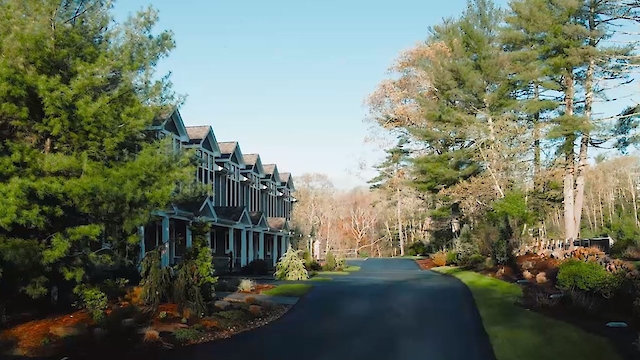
[279,172,295,191]
[248,211,269,229]
[151,108,189,141]
[185,125,221,156]
[170,197,217,220]
[214,206,252,226]
[263,164,282,183]
[267,217,289,232]
[242,154,266,177]
[217,141,246,168]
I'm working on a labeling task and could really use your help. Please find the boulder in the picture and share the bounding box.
[214,300,231,310]
[121,318,136,327]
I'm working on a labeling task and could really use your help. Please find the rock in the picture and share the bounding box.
[50,323,88,337]
[535,272,548,284]
[248,305,262,316]
[214,300,230,310]
[516,279,530,284]
[549,293,564,299]
[121,318,135,327]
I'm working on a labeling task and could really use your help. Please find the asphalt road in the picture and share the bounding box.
[156,258,495,360]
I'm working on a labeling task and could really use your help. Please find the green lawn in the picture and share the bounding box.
[343,265,361,272]
[316,271,350,276]
[261,283,313,297]
[433,267,622,360]
[307,276,332,282]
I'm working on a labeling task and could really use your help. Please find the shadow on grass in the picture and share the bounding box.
[434,267,623,360]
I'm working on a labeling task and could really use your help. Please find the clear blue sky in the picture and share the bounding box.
[112,0,507,189]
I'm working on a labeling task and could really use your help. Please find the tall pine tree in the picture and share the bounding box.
[0,1,194,300]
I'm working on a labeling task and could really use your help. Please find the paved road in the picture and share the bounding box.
[156,258,495,360]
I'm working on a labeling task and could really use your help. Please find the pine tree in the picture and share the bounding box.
[369,136,412,255]
[0,0,194,300]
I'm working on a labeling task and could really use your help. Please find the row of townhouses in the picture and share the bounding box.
[139,110,296,271]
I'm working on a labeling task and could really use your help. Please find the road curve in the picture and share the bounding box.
[154,258,495,360]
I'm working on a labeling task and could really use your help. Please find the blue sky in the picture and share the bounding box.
[113,0,509,189]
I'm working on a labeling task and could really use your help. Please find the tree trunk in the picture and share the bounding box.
[573,58,594,240]
[397,186,404,256]
[563,73,577,243]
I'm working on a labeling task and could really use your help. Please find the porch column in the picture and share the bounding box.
[206,231,212,247]
[186,225,192,248]
[228,228,235,269]
[161,216,170,267]
[273,235,278,266]
[248,230,254,262]
[138,226,145,264]
[240,229,247,267]
[258,232,265,260]
[281,234,288,255]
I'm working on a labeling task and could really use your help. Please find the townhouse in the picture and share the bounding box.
[138,109,296,272]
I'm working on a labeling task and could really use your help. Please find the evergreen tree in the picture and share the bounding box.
[0,0,193,301]
[369,136,412,255]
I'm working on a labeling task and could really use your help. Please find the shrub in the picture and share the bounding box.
[101,278,129,300]
[324,251,337,271]
[464,254,485,269]
[305,260,322,271]
[76,286,108,323]
[446,251,458,265]
[407,241,428,256]
[140,248,172,310]
[173,328,203,342]
[431,250,448,267]
[242,259,270,275]
[557,259,622,297]
[336,258,346,271]
[535,272,548,284]
[274,245,309,280]
[533,291,559,308]
[623,246,640,261]
[568,290,602,313]
[491,236,510,265]
[237,279,256,293]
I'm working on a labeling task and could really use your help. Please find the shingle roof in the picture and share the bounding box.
[280,172,290,183]
[263,164,276,175]
[214,206,246,222]
[185,126,210,145]
[248,211,265,226]
[243,154,259,167]
[267,217,287,231]
[218,142,237,155]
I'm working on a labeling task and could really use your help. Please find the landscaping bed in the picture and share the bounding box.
[0,298,290,358]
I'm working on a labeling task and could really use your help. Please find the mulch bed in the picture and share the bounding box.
[415,258,438,270]
[0,299,291,359]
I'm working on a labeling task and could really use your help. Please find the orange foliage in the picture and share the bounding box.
[431,251,448,267]
[143,329,160,342]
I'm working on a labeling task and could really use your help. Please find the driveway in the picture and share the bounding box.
[156,258,495,360]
